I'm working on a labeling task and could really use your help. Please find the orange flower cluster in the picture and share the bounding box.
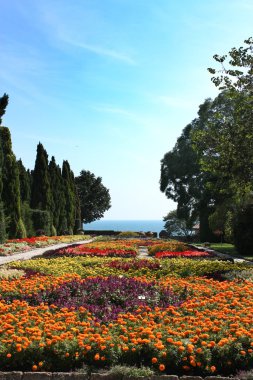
[0,270,252,375]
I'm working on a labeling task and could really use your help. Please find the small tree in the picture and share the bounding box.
[163,210,195,239]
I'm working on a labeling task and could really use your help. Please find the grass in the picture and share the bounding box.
[195,242,253,261]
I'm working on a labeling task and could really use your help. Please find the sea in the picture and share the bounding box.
[83,220,165,235]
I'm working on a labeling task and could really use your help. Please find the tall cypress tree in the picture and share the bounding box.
[17,159,31,203]
[62,160,76,233]
[17,160,33,236]
[0,127,26,238]
[0,94,9,242]
[49,156,66,234]
[0,94,9,125]
[0,132,5,242]
[31,143,52,211]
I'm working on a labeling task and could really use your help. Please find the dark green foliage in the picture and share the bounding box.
[49,156,66,234]
[233,204,253,256]
[17,159,31,202]
[16,218,27,239]
[0,202,6,243]
[0,127,26,238]
[0,93,9,125]
[51,225,57,236]
[62,160,76,232]
[21,202,34,237]
[192,91,253,198]
[160,124,215,242]
[75,170,111,224]
[31,143,52,211]
[30,209,51,236]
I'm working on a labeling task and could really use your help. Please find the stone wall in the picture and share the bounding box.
[0,373,239,380]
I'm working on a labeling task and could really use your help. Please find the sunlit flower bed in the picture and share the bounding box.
[1,239,253,375]
[9,256,249,278]
[0,235,90,256]
[43,242,138,258]
[148,241,188,256]
[155,250,211,259]
[0,271,252,374]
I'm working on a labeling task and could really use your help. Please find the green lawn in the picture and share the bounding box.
[195,242,253,260]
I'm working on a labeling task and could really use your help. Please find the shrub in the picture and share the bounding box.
[51,225,57,236]
[15,218,27,239]
[118,231,140,237]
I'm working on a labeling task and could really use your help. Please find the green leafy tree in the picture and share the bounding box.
[75,170,111,224]
[160,123,216,242]
[201,37,253,253]
[0,93,9,125]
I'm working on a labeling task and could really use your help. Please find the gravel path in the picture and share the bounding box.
[0,239,93,266]
[138,246,150,258]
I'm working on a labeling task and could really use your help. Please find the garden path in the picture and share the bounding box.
[137,246,150,259]
[0,239,93,266]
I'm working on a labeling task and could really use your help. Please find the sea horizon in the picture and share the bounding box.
[83,219,165,234]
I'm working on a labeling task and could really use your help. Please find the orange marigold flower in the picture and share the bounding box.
[32,365,38,372]
[6,353,12,358]
[152,357,158,364]
[159,364,165,371]
[65,353,70,357]
[210,366,216,372]
[94,353,100,361]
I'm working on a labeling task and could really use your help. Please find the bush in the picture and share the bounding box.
[15,218,27,238]
[118,231,139,237]
[51,225,57,236]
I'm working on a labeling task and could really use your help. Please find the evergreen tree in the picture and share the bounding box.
[62,160,76,233]
[0,127,26,238]
[17,159,31,203]
[49,156,66,234]
[0,93,9,125]
[0,94,8,242]
[31,143,52,211]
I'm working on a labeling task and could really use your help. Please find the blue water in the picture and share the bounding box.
[83,220,165,234]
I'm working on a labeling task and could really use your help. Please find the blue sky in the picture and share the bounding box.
[1,0,253,220]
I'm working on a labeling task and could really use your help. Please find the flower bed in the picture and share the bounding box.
[0,273,252,374]
[9,256,249,278]
[43,242,138,258]
[0,235,90,256]
[148,241,188,256]
[3,275,182,322]
[1,238,253,375]
[155,250,211,259]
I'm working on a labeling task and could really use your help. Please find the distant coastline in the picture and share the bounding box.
[83,220,164,235]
